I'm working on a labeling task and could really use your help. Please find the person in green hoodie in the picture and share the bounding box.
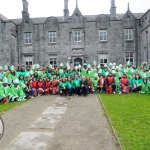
[132,74,142,92]
[59,78,68,96]
[140,74,148,93]
[73,75,81,96]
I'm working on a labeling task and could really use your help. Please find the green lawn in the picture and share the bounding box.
[0,99,31,115]
[99,93,150,150]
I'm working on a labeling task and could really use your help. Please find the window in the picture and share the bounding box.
[24,33,32,44]
[99,54,108,65]
[24,56,33,66]
[74,31,81,42]
[125,53,134,65]
[99,30,107,41]
[50,55,57,67]
[49,32,56,43]
[125,29,133,40]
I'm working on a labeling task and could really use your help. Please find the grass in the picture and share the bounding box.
[99,93,150,150]
[0,99,31,115]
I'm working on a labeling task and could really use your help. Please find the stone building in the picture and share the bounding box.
[0,0,149,67]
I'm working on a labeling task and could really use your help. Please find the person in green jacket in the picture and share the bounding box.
[59,78,68,96]
[132,74,142,92]
[73,75,81,96]
[92,73,99,92]
[140,75,148,93]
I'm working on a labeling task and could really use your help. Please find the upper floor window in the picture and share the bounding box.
[49,32,56,43]
[125,29,133,40]
[74,31,81,42]
[24,33,32,44]
[99,30,107,41]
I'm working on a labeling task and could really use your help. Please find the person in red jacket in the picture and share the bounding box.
[119,74,129,94]
[37,78,44,96]
[29,78,36,98]
[44,78,51,95]
[104,72,116,94]
[97,75,105,93]
[50,77,59,95]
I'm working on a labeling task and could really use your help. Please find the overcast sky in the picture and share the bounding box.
[0,0,149,19]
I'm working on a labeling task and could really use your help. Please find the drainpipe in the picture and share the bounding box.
[16,26,20,67]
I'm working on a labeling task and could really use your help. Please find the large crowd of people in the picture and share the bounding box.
[0,61,150,105]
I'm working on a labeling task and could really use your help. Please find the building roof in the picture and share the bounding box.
[0,13,8,21]
[10,13,144,25]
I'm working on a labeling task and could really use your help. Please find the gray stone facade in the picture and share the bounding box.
[0,0,149,67]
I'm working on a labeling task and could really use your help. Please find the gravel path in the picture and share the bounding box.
[0,94,120,150]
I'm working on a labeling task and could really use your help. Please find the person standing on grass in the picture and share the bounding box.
[80,76,88,97]
[132,74,142,92]
[105,71,116,94]
[140,74,148,93]
[119,74,129,94]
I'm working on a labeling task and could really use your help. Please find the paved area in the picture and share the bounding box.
[0,118,4,139]
[0,94,120,150]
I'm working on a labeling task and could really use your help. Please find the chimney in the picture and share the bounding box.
[22,0,29,18]
[110,0,116,17]
[64,0,69,19]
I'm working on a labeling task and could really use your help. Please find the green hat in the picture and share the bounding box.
[60,63,64,67]
[109,63,112,66]
[75,66,78,70]
[143,73,147,78]
[13,78,19,84]
[94,73,98,78]
[0,73,3,79]
[97,64,101,69]
[3,77,8,84]
[113,63,116,66]
[84,63,87,66]
[8,78,12,84]
[93,61,97,65]
[112,70,116,74]
[66,62,69,67]
[10,65,15,71]
[32,65,36,70]
[98,69,102,74]
[78,64,81,69]
[116,66,119,70]
[36,64,40,69]
[127,61,130,65]
[67,66,71,70]
[112,66,115,70]
[104,64,107,67]
[105,72,109,76]
[4,65,8,71]
[87,64,91,69]
[30,70,34,75]
[0,66,3,70]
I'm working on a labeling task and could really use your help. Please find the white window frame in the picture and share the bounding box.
[50,55,57,67]
[49,32,56,43]
[125,52,134,65]
[125,29,133,40]
[99,30,107,41]
[74,30,81,42]
[99,54,108,65]
[24,56,33,66]
[24,33,32,44]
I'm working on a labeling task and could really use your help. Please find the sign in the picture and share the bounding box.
[0,117,4,139]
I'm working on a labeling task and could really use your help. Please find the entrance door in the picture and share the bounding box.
[74,58,82,66]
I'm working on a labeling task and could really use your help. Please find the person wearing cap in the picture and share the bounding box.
[105,71,116,94]
[92,73,99,93]
[140,74,148,93]
[119,74,130,94]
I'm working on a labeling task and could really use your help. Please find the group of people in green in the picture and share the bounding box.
[0,61,150,105]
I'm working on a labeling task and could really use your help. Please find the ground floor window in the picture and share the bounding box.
[24,56,33,66]
[99,54,108,65]
[50,55,57,67]
[125,52,134,65]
